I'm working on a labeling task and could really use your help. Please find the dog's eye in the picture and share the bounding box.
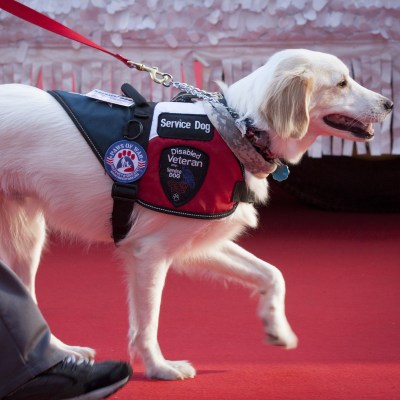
[337,79,348,88]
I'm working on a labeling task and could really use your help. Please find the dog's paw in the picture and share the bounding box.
[166,360,196,378]
[50,335,96,359]
[64,345,97,359]
[264,322,298,349]
[146,360,196,380]
[266,331,298,349]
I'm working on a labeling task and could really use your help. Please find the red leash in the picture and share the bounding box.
[0,0,172,85]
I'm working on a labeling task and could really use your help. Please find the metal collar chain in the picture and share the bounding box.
[169,80,249,135]
[170,80,223,103]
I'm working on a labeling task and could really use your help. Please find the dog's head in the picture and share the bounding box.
[225,49,393,162]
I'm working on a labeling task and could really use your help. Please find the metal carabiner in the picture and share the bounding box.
[127,61,173,87]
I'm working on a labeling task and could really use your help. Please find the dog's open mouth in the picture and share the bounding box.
[323,114,374,140]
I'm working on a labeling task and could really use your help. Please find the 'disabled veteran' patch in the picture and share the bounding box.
[160,146,209,207]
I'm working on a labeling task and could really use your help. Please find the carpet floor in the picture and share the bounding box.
[37,185,400,400]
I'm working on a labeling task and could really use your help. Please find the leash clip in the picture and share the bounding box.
[127,61,173,87]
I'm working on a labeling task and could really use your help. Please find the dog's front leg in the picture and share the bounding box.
[176,241,298,349]
[123,255,195,380]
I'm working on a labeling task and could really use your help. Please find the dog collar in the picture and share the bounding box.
[243,126,290,182]
[203,99,289,181]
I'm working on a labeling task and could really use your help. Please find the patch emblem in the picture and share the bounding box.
[160,146,209,207]
[104,140,148,183]
[158,113,213,141]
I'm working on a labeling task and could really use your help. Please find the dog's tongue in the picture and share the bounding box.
[324,114,374,139]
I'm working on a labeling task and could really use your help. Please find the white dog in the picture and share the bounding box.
[0,49,393,380]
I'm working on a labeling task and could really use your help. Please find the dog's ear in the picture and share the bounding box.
[260,68,313,140]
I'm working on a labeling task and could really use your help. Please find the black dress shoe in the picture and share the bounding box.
[4,356,133,400]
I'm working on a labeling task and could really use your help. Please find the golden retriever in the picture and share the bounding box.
[0,49,393,380]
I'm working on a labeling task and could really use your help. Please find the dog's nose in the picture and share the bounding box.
[384,99,394,111]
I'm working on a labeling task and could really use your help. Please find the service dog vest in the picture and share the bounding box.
[49,88,251,230]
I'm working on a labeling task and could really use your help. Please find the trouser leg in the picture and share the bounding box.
[0,260,66,398]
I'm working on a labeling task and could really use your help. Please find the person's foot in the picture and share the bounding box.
[4,356,133,400]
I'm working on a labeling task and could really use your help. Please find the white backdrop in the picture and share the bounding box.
[0,0,399,157]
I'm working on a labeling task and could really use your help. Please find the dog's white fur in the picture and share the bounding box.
[0,49,392,380]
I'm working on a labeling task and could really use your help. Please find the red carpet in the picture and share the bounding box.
[37,185,400,399]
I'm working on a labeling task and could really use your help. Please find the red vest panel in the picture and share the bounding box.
[136,102,244,219]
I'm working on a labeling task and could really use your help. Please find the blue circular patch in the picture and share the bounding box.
[104,140,148,183]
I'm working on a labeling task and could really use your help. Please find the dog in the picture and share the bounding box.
[0,49,393,380]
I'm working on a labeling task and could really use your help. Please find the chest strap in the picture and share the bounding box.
[111,83,154,243]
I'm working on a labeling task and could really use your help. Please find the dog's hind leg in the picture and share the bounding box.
[0,195,96,360]
[175,240,298,349]
[0,196,46,304]
[120,248,196,380]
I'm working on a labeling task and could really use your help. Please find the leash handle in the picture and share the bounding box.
[0,0,173,85]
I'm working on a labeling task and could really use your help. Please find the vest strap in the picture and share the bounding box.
[232,181,256,203]
[111,84,154,244]
[111,182,139,243]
